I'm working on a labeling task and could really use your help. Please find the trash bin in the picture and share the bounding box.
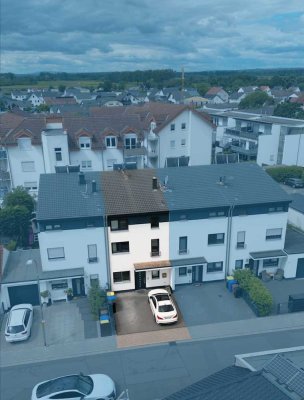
[228,279,238,292]
[288,294,304,312]
[112,302,116,314]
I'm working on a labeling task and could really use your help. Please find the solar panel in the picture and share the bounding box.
[264,355,298,384]
[286,371,304,397]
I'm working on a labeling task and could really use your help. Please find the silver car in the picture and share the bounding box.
[5,304,33,342]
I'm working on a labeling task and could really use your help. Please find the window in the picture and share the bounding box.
[79,136,91,149]
[88,244,98,263]
[150,216,159,228]
[47,247,65,260]
[81,160,92,170]
[18,138,31,150]
[181,122,186,130]
[266,228,282,240]
[209,210,225,218]
[113,271,130,283]
[106,136,116,148]
[24,181,38,191]
[235,260,243,270]
[170,123,175,131]
[106,159,117,170]
[179,236,188,254]
[208,233,225,245]
[181,139,186,146]
[111,241,129,253]
[179,267,187,276]
[151,239,160,256]
[90,274,99,287]
[268,206,284,213]
[207,261,223,273]
[21,161,35,172]
[54,147,62,161]
[110,219,128,231]
[170,140,175,148]
[45,223,61,230]
[236,231,246,248]
[125,137,136,149]
[151,270,160,279]
[51,280,68,289]
[50,392,81,399]
[263,258,279,267]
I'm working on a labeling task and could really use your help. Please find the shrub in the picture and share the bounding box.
[88,282,106,320]
[233,269,273,316]
[266,165,304,183]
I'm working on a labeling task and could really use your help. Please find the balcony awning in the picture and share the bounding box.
[134,260,171,271]
[249,250,287,260]
[170,257,207,267]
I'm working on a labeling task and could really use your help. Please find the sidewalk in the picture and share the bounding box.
[1,312,304,368]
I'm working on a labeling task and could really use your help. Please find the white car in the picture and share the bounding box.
[148,288,178,324]
[31,373,116,400]
[5,303,33,343]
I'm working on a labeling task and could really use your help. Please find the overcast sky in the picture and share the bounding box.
[1,0,304,74]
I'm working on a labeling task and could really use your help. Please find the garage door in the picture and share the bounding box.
[8,284,39,307]
[296,258,304,279]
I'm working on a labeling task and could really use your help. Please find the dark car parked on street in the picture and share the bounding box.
[284,178,304,188]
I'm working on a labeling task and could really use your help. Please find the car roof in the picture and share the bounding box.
[36,375,86,397]
[9,308,27,326]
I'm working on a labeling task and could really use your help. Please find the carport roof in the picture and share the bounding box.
[1,249,84,284]
[249,250,287,260]
[134,260,171,270]
[171,257,207,266]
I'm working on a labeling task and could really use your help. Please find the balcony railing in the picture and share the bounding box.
[148,133,159,142]
[148,149,158,158]
[150,250,161,257]
[230,145,258,156]
[225,128,259,140]
[123,143,147,157]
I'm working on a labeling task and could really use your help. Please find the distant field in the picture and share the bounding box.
[1,80,101,92]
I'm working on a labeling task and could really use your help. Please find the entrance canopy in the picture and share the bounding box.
[249,250,287,260]
[170,257,207,267]
[134,260,171,271]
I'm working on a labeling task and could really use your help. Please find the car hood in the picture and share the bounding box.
[90,374,115,398]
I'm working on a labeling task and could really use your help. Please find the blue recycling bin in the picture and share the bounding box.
[227,279,238,292]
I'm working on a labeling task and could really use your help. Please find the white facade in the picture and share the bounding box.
[288,208,304,231]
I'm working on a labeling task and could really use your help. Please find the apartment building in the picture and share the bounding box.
[207,110,304,166]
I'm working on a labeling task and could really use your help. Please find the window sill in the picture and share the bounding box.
[48,258,65,261]
[207,270,224,274]
[112,252,130,255]
[113,280,131,284]
[208,243,225,246]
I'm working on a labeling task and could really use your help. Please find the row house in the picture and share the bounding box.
[2,163,303,309]
[0,104,214,198]
[207,110,304,166]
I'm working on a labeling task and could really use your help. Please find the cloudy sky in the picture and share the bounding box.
[1,0,304,74]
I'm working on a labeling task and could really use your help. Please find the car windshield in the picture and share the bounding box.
[155,294,170,302]
[7,325,24,333]
[36,375,93,398]
[159,304,174,312]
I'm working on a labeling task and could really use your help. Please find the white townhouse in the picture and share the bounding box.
[207,110,304,166]
[1,104,214,199]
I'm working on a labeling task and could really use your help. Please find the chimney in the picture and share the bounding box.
[218,176,226,185]
[78,172,86,185]
[152,177,158,190]
[92,180,97,193]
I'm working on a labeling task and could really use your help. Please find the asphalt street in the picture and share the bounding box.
[1,328,304,400]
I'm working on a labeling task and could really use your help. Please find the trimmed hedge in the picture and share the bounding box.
[88,282,106,320]
[266,165,304,183]
[234,269,273,316]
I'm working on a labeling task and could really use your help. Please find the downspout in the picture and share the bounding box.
[225,204,235,278]
[103,214,112,290]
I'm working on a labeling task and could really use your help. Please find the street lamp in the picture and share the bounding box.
[26,258,47,347]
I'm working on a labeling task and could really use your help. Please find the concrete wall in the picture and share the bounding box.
[282,134,304,167]
[288,208,304,231]
[283,253,304,278]
[257,125,281,166]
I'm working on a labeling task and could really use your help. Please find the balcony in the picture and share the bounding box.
[148,133,159,142]
[123,143,147,157]
[225,128,259,141]
[148,149,158,158]
[230,144,258,156]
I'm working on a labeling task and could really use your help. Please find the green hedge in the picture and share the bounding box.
[234,269,273,316]
[266,165,304,183]
[88,283,106,320]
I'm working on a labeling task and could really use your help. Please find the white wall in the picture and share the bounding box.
[41,131,70,173]
[288,208,304,231]
[283,253,304,278]
[38,227,108,289]
[70,149,104,171]
[108,221,170,291]
[103,148,123,170]
[257,125,280,166]
[282,134,304,167]
[189,112,213,166]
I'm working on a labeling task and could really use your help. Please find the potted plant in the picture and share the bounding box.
[65,288,73,301]
[40,290,50,305]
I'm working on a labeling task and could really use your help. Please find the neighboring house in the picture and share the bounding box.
[11,91,28,101]
[206,110,304,165]
[0,104,214,195]
[228,91,246,104]
[205,87,229,104]
[183,96,208,108]
[288,194,304,231]
[27,92,45,107]
[237,86,258,94]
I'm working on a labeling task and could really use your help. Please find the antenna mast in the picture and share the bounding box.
[181,66,184,92]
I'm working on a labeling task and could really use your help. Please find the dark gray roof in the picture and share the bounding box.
[162,366,290,400]
[250,250,287,259]
[156,163,290,211]
[289,194,304,213]
[101,169,168,216]
[171,257,207,266]
[37,171,104,220]
[1,249,84,284]
[284,228,304,254]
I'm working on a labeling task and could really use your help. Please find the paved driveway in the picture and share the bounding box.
[263,278,304,313]
[174,281,255,326]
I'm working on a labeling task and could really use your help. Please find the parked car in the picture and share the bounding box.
[284,178,304,188]
[31,373,116,400]
[5,304,33,343]
[148,288,178,324]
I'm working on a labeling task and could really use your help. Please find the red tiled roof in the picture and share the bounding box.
[205,87,223,95]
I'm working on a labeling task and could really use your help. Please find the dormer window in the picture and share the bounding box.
[106,136,117,148]
[79,136,91,149]
[124,134,137,149]
[18,138,31,150]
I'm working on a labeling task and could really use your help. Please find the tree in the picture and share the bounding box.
[274,102,304,119]
[196,83,210,97]
[239,91,274,109]
[58,84,66,93]
[102,80,113,92]
[36,104,50,113]
[3,187,35,214]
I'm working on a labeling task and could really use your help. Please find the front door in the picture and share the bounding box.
[135,271,146,289]
[72,277,85,296]
[192,265,203,283]
[296,258,304,278]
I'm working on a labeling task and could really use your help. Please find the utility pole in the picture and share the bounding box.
[181,66,185,92]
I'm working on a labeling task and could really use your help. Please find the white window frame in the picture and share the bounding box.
[88,244,98,263]
[21,161,35,172]
[106,136,117,148]
[266,228,282,240]
[181,122,186,130]
[81,160,92,170]
[79,136,91,149]
[18,138,31,150]
[170,140,175,149]
[24,181,38,191]
[54,147,62,161]
[47,247,65,260]
[181,139,186,147]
